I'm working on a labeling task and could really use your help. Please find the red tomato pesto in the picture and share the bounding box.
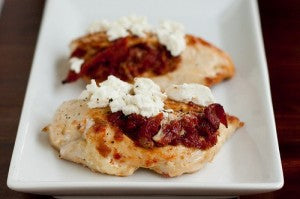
[63,36,180,83]
[107,103,228,150]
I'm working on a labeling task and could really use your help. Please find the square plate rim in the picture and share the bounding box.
[7,0,284,195]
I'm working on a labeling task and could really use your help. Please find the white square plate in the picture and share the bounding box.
[7,0,283,196]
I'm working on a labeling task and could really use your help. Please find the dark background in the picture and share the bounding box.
[0,0,299,198]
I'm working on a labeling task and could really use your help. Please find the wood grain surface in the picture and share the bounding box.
[0,0,299,198]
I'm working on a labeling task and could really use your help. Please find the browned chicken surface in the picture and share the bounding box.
[44,99,243,177]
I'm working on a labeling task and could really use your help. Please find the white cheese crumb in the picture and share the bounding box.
[88,15,152,41]
[156,20,186,56]
[133,77,165,98]
[165,83,214,106]
[79,75,166,117]
[80,77,215,117]
[88,19,110,34]
[122,15,152,37]
[106,22,129,41]
[80,76,215,117]
[121,77,166,117]
[79,79,98,100]
[69,57,84,74]
[82,76,132,109]
[86,15,186,56]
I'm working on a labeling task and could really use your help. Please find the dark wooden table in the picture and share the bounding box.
[0,0,299,198]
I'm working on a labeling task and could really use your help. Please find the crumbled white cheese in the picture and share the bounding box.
[117,15,152,37]
[79,75,166,117]
[79,79,99,100]
[87,15,186,56]
[88,19,110,34]
[69,57,84,74]
[133,78,165,98]
[156,20,186,56]
[88,15,152,41]
[80,77,215,117]
[106,22,129,41]
[122,78,167,117]
[165,83,214,106]
[79,76,132,109]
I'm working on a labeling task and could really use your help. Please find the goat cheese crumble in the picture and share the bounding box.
[156,20,186,56]
[69,57,84,74]
[165,83,215,106]
[87,15,186,56]
[79,75,166,117]
[80,76,214,117]
[88,19,110,34]
[88,15,152,41]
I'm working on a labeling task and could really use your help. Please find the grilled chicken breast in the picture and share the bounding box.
[44,99,243,177]
[64,33,234,89]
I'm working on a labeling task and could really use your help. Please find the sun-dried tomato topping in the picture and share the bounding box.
[157,113,218,150]
[137,113,164,148]
[63,35,180,83]
[107,103,227,150]
[156,120,182,146]
[71,47,87,58]
[163,104,226,149]
[62,70,80,84]
[205,103,228,128]
[80,38,130,80]
[108,112,163,148]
